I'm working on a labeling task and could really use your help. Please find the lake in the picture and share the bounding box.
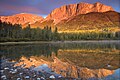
[0,41,120,80]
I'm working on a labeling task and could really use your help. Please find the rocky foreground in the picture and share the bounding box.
[1,57,120,80]
[0,60,63,80]
[0,58,76,80]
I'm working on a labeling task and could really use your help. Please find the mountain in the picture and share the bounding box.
[0,13,43,27]
[45,2,114,24]
[31,11,120,32]
[31,2,119,32]
[0,2,119,32]
[56,11,120,32]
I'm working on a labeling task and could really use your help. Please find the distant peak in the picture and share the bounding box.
[0,12,44,26]
[46,2,114,24]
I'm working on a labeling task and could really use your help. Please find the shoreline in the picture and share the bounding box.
[0,40,120,45]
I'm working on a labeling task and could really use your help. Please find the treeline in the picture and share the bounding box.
[59,32,120,40]
[0,21,120,42]
[0,21,59,42]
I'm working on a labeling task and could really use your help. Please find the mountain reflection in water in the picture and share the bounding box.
[0,41,120,79]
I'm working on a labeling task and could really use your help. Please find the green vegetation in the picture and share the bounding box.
[59,31,120,40]
[0,21,59,42]
[0,21,120,42]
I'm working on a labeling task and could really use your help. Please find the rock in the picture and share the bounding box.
[19,72,23,75]
[16,78,21,80]
[107,64,111,68]
[41,77,45,80]
[58,75,62,78]
[33,74,36,77]
[46,2,114,24]
[0,70,4,73]
[9,71,12,73]
[49,75,55,79]
[37,78,41,80]
[11,71,16,74]
[10,69,17,74]
[25,76,30,79]
[4,67,9,70]
[14,69,17,72]
[34,64,51,72]
[10,69,14,71]
[1,75,6,78]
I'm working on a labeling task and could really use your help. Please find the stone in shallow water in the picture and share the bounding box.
[41,77,45,80]
[14,69,17,72]
[19,72,23,75]
[11,70,17,74]
[1,75,6,78]
[33,74,36,77]
[34,64,51,72]
[9,71,12,73]
[37,78,41,80]
[25,76,30,79]
[10,69,14,71]
[107,64,111,68]
[11,71,16,74]
[0,70,4,73]
[4,67,9,70]
[49,75,55,79]
[58,75,62,78]
[17,78,21,80]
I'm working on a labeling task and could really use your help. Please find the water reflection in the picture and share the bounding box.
[10,56,119,79]
[0,41,120,79]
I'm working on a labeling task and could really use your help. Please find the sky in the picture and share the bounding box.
[0,0,120,17]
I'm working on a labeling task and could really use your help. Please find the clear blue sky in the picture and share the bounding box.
[0,0,119,17]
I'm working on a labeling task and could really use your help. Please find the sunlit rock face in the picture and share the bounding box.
[46,2,114,24]
[0,13,43,27]
[14,56,114,79]
[0,2,116,30]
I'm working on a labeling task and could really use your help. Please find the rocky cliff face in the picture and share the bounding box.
[0,2,116,30]
[0,13,43,25]
[46,2,114,24]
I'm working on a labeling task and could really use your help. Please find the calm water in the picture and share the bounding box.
[0,41,120,79]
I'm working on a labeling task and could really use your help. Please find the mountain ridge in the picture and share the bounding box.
[0,2,119,32]
[0,13,43,28]
[45,2,114,24]
[30,11,120,32]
